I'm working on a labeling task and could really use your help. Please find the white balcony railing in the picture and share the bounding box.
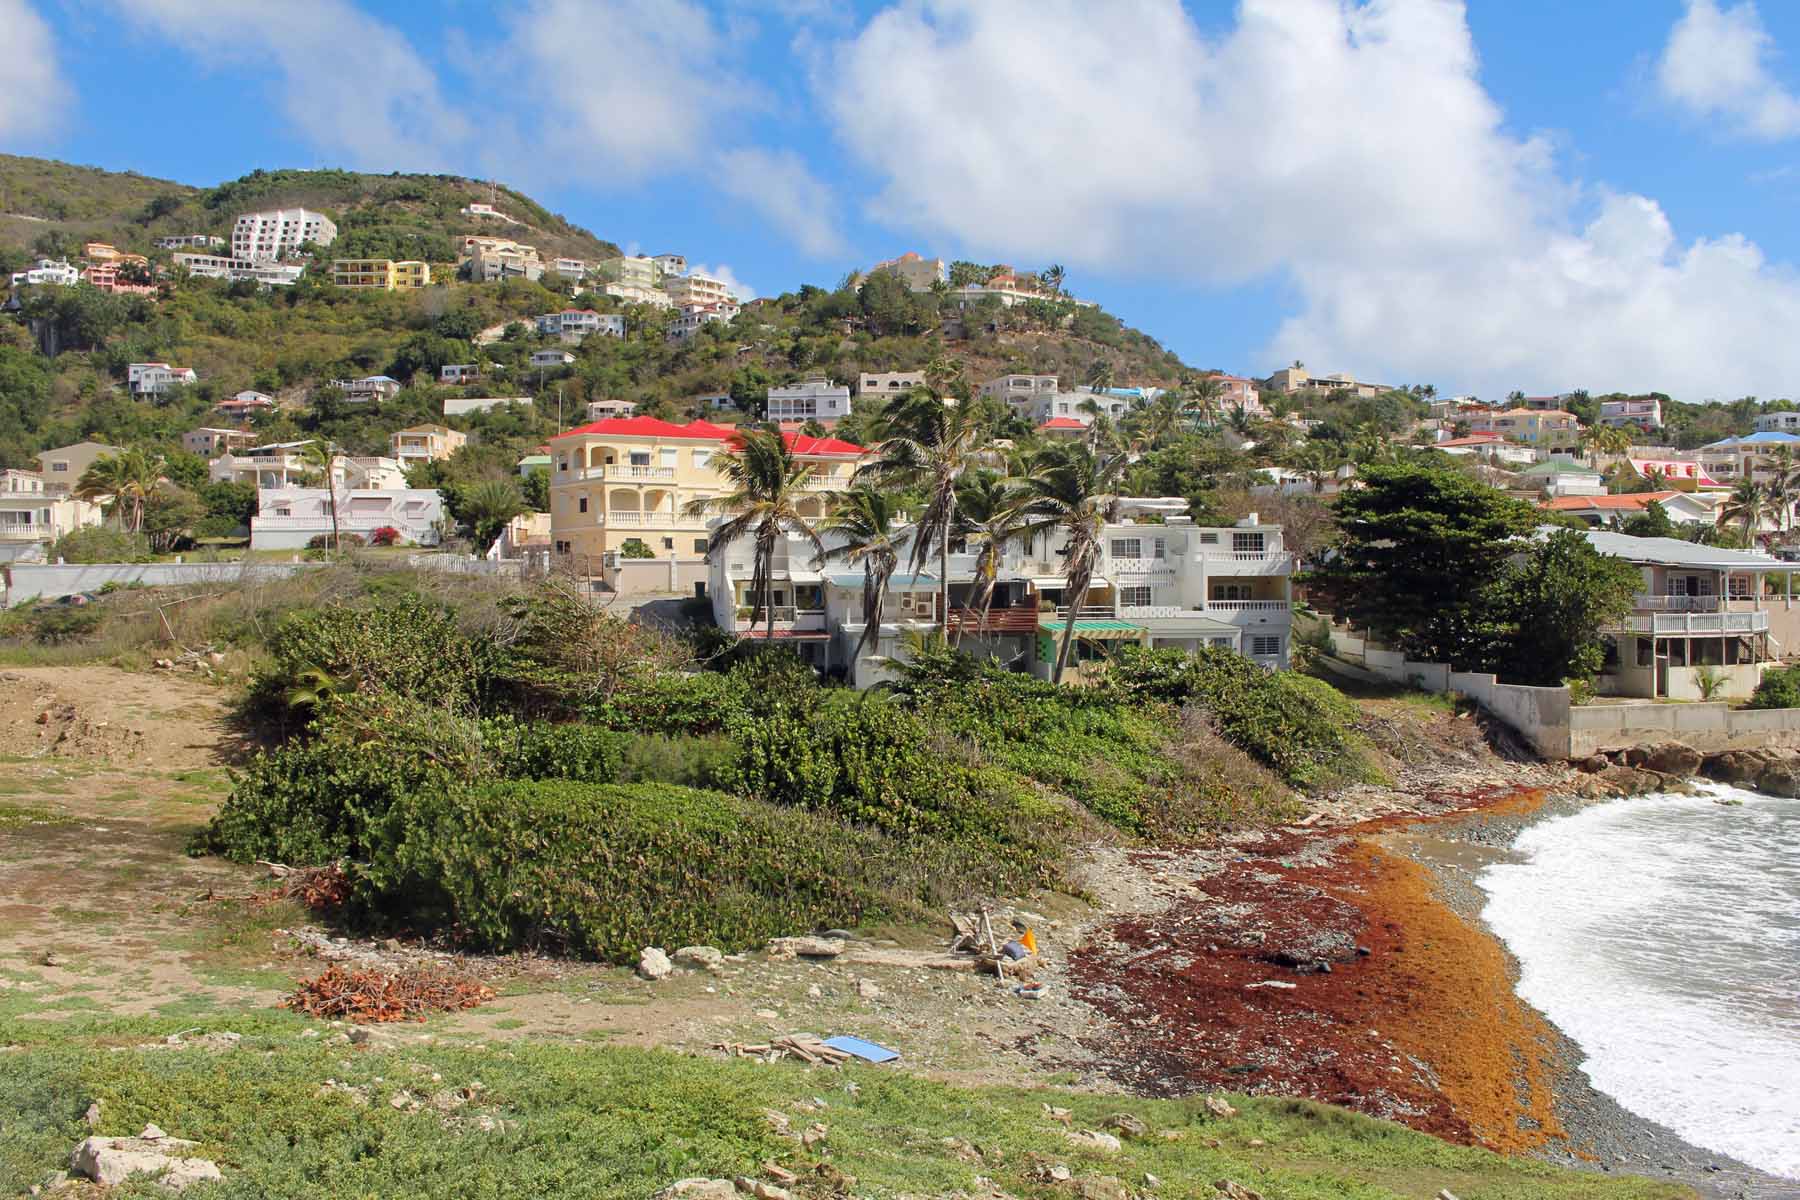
[1053,604,1118,620]
[1207,600,1289,612]
[602,511,708,528]
[572,465,676,481]
[1199,550,1286,563]
[1118,605,1187,619]
[1633,594,1722,612]
[1109,557,1176,576]
[1624,611,1768,635]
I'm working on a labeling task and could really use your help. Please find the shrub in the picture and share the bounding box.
[357,781,990,960]
[26,603,104,645]
[1748,664,1800,709]
[48,525,146,563]
[618,538,654,559]
[306,532,368,549]
[590,671,752,735]
[369,525,401,547]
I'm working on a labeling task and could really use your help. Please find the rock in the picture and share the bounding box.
[674,946,725,971]
[800,1122,827,1150]
[855,978,882,1001]
[70,1132,222,1191]
[759,1163,798,1185]
[1597,765,1664,796]
[41,951,66,968]
[348,1028,371,1045]
[1075,1176,1130,1200]
[1574,754,1610,774]
[1065,1130,1122,1154]
[206,652,226,666]
[1633,741,1703,777]
[654,1180,738,1200]
[1437,1191,1462,1200]
[1214,1182,1264,1200]
[82,1101,101,1128]
[1203,1096,1239,1120]
[1756,761,1800,798]
[1144,1172,1162,1189]
[764,937,845,960]
[1102,1113,1148,1139]
[1703,748,1777,786]
[637,947,674,981]
[733,1178,791,1200]
[943,1137,982,1162]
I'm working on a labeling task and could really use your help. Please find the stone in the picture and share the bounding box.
[1075,1176,1130,1200]
[732,1178,791,1200]
[654,1179,738,1200]
[69,1133,221,1191]
[82,1102,101,1128]
[1203,1096,1239,1120]
[855,978,883,1001]
[1102,1113,1148,1139]
[348,1028,371,1045]
[638,947,674,981]
[1756,761,1800,798]
[1144,1173,1162,1189]
[1703,748,1777,786]
[800,1122,828,1150]
[1437,1191,1462,1200]
[674,946,725,971]
[1635,741,1703,777]
[764,937,845,960]
[1065,1130,1122,1154]
[1574,754,1610,774]
[1214,1182,1265,1200]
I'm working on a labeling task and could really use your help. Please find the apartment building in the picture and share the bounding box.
[862,252,947,292]
[10,259,80,287]
[551,257,588,280]
[182,427,257,458]
[82,263,158,295]
[331,259,431,290]
[154,235,225,250]
[463,238,544,282]
[547,418,864,566]
[666,301,739,342]
[439,364,481,385]
[535,309,623,340]
[603,283,673,308]
[128,362,197,396]
[651,254,687,277]
[767,377,852,422]
[172,253,304,286]
[209,444,403,490]
[664,271,735,308]
[595,255,660,291]
[1754,410,1800,434]
[979,374,1059,405]
[389,424,467,466]
[1206,374,1264,414]
[331,375,402,404]
[854,371,927,404]
[1263,367,1386,398]
[0,469,104,548]
[1004,387,1131,426]
[35,442,123,495]
[1699,432,1800,501]
[250,487,443,550]
[232,208,337,261]
[1598,397,1663,430]
[1464,407,1581,450]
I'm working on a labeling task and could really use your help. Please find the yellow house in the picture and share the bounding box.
[331,259,432,290]
[388,423,467,466]
[548,417,864,565]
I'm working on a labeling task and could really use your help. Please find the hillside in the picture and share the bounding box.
[0,156,619,266]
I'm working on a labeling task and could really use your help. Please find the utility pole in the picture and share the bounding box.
[557,383,564,433]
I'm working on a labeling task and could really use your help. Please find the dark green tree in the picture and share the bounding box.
[1491,529,1642,685]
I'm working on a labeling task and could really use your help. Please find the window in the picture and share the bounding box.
[660,448,678,467]
[1232,531,1265,554]
[274,507,291,517]
[1109,537,1141,559]
[1199,531,1218,544]
[693,539,708,553]
[578,497,587,513]
[1152,538,1166,560]
[661,538,674,550]
[629,452,651,466]
[1211,583,1250,602]
[693,449,712,468]
[558,457,568,472]
[1120,585,1153,608]
[51,462,67,472]
[1251,636,1281,657]
[1729,574,1752,599]
[1210,636,1234,649]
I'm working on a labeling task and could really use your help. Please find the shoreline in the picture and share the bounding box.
[1391,787,1796,1200]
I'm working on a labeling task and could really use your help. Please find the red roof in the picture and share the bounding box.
[780,432,866,457]
[1542,491,1682,512]
[1436,433,1506,447]
[552,417,865,456]
[1038,417,1087,430]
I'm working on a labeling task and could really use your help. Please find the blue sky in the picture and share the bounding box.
[8,1,1800,402]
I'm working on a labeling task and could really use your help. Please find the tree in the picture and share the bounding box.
[1083,359,1116,396]
[1767,445,1799,533]
[74,448,163,534]
[296,440,343,551]
[1041,264,1066,296]
[461,478,528,551]
[1584,422,1633,459]
[1306,462,1539,666]
[1492,529,1643,685]
[140,486,206,554]
[821,486,904,667]
[953,469,1034,645]
[1022,445,1127,684]
[855,390,983,636]
[1717,479,1772,543]
[687,429,825,644]
[1619,499,1677,539]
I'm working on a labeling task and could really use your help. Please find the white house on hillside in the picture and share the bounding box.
[250,488,443,549]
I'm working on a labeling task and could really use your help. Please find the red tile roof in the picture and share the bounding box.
[1038,417,1087,430]
[552,417,865,456]
[779,432,866,457]
[1541,491,1682,512]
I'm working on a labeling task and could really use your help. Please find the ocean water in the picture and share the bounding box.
[1477,783,1800,1179]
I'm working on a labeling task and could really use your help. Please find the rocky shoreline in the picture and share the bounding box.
[1395,772,1797,1200]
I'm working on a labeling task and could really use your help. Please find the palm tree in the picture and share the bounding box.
[1718,479,1772,543]
[296,440,343,551]
[1083,359,1115,396]
[821,486,904,667]
[923,354,968,404]
[1182,374,1226,427]
[74,448,163,534]
[1584,423,1633,461]
[1041,264,1066,297]
[1133,390,1193,447]
[953,469,1034,644]
[1766,446,1799,533]
[855,390,983,635]
[687,428,825,644]
[1292,443,1339,493]
[462,478,528,552]
[1021,446,1126,685]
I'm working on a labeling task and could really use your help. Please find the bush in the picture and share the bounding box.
[369,525,401,547]
[26,603,104,645]
[1748,664,1800,709]
[357,781,988,960]
[48,525,146,563]
[306,532,368,549]
[618,538,654,559]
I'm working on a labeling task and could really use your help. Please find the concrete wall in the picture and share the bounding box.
[4,560,321,607]
[1567,702,1800,756]
[604,556,707,597]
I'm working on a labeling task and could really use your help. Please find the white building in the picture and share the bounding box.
[1012,389,1131,425]
[172,253,304,286]
[444,396,533,417]
[459,202,521,225]
[585,398,638,420]
[249,487,444,550]
[664,271,735,308]
[231,208,337,261]
[862,252,947,292]
[535,309,623,340]
[651,254,687,278]
[667,301,739,342]
[1598,397,1664,430]
[767,377,852,422]
[550,257,588,280]
[439,363,481,384]
[0,470,105,547]
[331,376,402,404]
[603,283,673,308]
[855,371,927,402]
[127,362,198,396]
[182,427,256,458]
[154,235,225,250]
[9,259,81,287]
[1754,410,1800,434]
[979,374,1060,405]
[529,349,576,369]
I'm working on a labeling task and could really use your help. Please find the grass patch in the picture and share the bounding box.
[0,1022,1693,1200]
[0,800,73,830]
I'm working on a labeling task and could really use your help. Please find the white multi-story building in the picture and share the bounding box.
[535,309,623,340]
[664,271,735,308]
[0,467,104,548]
[1012,389,1131,425]
[862,252,947,292]
[128,362,198,396]
[1754,410,1800,434]
[330,376,402,404]
[551,257,588,280]
[1599,397,1663,430]
[173,253,304,286]
[389,424,467,467]
[651,254,687,278]
[666,301,739,343]
[529,349,576,369]
[249,487,444,549]
[9,259,81,287]
[596,255,660,291]
[154,235,226,250]
[979,374,1060,405]
[855,371,927,402]
[767,377,852,422]
[603,283,673,308]
[232,208,336,261]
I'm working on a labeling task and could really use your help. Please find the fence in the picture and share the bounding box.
[3,560,323,607]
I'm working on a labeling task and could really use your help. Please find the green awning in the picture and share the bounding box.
[1037,620,1143,639]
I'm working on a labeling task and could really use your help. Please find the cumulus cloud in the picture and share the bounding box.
[822,0,1800,399]
[110,0,467,169]
[715,148,847,259]
[1657,0,1800,140]
[0,1,70,144]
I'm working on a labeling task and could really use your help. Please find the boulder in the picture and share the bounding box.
[1075,1177,1130,1200]
[1065,1130,1123,1154]
[1597,765,1664,796]
[764,937,845,960]
[1214,1182,1265,1200]
[1756,761,1800,798]
[1203,1096,1239,1120]
[732,1179,791,1200]
[673,946,725,972]
[69,1130,222,1192]
[855,978,883,1001]
[1635,742,1703,777]
[654,1181,737,1200]
[1703,749,1776,785]
[637,947,674,981]
[1102,1113,1148,1140]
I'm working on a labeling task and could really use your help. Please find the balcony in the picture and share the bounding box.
[570,465,676,481]
[1197,549,1292,576]
[732,607,826,632]
[1633,594,1722,612]
[944,605,1041,634]
[601,511,707,528]
[1053,604,1119,620]
[1623,611,1768,635]
[1109,557,1176,576]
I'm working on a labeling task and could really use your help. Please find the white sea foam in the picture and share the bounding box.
[1477,782,1800,1179]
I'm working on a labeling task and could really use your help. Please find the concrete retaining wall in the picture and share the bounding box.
[3,561,322,607]
[1567,702,1800,756]
[604,556,707,598]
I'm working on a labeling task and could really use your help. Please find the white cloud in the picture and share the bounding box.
[688,262,758,302]
[715,148,846,259]
[1657,0,1800,140]
[0,1,70,144]
[822,0,1800,400]
[109,0,468,169]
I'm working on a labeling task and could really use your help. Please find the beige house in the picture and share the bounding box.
[388,424,467,467]
[1465,407,1581,450]
[594,255,661,291]
[182,427,257,458]
[548,417,864,567]
[664,271,735,308]
[1263,367,1385,398]
[35,442,123,495]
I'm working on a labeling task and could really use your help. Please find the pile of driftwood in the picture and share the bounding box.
[949,908,1040,985]
[283,964,495,1023]
[713,1034,851,1065]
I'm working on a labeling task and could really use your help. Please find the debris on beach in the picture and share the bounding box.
[282,963,495,1023]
